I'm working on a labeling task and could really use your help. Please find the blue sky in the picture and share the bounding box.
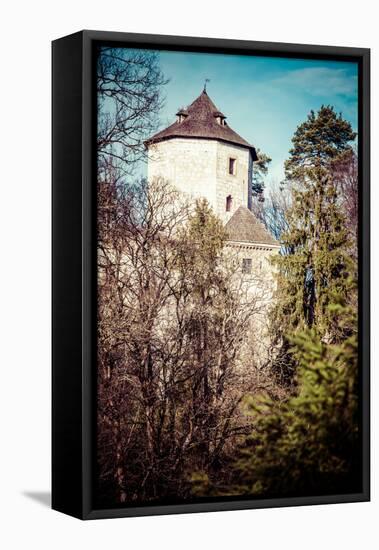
[147,50,358,185]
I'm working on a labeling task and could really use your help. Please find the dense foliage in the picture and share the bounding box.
[231,305,360,498]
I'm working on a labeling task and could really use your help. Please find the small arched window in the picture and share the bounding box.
[226,195,233,212]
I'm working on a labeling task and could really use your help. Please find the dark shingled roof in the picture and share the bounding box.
[146,90,257,159]
[225,206,279,246]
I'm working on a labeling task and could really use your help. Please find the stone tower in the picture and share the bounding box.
[145,89,280,268]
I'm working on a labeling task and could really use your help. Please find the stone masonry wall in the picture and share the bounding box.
[147,138,219,209]
[225,242,280,366]
[215,141,252,223]
[147,138,253,221]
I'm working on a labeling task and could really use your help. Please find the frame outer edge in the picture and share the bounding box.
[82,30,94,519]
[52,31,85,519]
[55,30,370,519]
[361,47,370,501]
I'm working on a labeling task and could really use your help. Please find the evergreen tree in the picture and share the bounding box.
[252,149,272,200]
[271,107,357,386]
[182,198,227,283]
[232,303,360,498]
[273,167,354,343]
[284,105,356,183]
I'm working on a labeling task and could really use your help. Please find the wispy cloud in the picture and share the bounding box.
[270,67,357,97]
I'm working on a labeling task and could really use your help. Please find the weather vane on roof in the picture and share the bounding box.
[204,78,210,92]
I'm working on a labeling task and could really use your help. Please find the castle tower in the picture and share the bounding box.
[145,89,279,261]
[145,89,280,367]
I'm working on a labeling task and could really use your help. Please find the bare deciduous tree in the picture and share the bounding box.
[97,47,168,173]
[97,177,274,504]
[252,183,291,243]
[331,148,358,250]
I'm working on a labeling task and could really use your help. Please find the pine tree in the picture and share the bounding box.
[284,105,356,183]
[273,167,354,341]
[252,149,272,201]
[232,303,360,498]
[271,107,357,386]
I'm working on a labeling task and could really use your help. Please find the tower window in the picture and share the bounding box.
[176,108,188,124]
[229,158,236,175]
[226,195,233,212]
[242,258,252,274]
[214,111,226,126]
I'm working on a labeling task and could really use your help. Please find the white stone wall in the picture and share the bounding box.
[225,242,280,366]
[215,142,252,223]
[147,138,219,210]
[147,138,252,219]
[226,242,279,303]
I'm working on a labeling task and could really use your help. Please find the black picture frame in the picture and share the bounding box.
[52,30,370,520]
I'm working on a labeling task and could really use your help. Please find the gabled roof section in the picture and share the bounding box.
[146,90,257,159]
[225,206,279,247]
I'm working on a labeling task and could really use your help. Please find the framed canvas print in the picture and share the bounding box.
[52,30,370,519]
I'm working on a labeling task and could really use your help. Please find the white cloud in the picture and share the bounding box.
[271,67,357,97]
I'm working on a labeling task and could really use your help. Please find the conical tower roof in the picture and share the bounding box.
[146,90,257,159]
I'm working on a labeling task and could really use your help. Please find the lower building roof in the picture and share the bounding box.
[225,206,279,247]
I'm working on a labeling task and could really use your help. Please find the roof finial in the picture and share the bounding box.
[203,78,210,93]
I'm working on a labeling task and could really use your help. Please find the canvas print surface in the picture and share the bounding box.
[96,46,360,507]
